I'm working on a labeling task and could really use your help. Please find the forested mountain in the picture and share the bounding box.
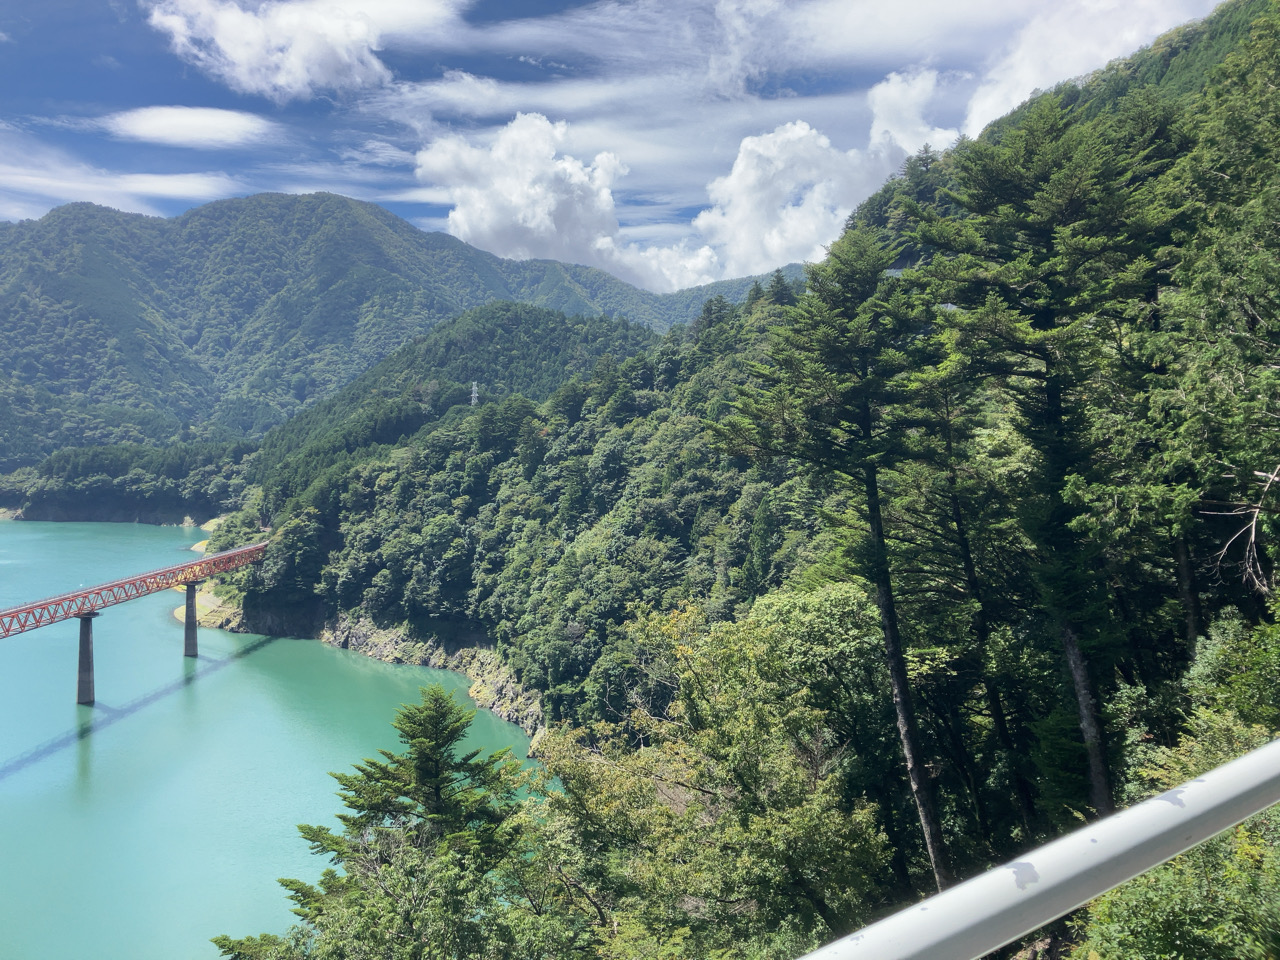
[0,191,797,469]
[17,302,660,523]
[14,1,1280,958]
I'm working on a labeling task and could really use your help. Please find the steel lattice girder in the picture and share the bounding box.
[0,541,269,639]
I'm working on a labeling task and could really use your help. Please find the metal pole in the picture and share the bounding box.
[803,735,1280,960]
[183,581,201,658]
[76,612,99,705]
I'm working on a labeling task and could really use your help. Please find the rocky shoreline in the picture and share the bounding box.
[176,590,546,742]
[320,614,545,739]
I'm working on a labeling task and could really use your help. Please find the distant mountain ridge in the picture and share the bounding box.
[0,192,799,469]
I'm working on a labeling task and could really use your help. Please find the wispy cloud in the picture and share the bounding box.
[0,124,243,218]
[103,106,281,148]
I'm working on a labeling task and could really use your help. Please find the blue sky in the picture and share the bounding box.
[0,0,1226,291]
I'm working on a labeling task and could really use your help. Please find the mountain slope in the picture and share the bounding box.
[0,192,797,468]
[18,300,658,523]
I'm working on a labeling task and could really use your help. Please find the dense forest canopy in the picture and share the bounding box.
[9,1,1280,957]
[0,192,800,471]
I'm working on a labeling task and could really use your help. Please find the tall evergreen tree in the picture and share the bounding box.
[1157,9,1280,596]
[892,358,1044,838]
[766,268,797,306]
[724,226,953,890]
[915,94,1181,816]
[213,686,538,960]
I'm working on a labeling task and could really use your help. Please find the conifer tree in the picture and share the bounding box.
[724,226,953,890]
[1157,9,1280,595]
[766,268,797,306]
[213,686,530,960]
[916,94,1180,817]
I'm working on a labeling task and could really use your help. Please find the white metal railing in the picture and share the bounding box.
[803,736,1280,960]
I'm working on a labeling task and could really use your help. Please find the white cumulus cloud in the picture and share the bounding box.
[416,112,628,264]
[412,94,939,291]
[686,68,954,280]
[693,121,873,279]
[416,112,721,289]
[142,0,463,102]
[869,69,960,154]
[964,0,1223,135]
[103,106,280,148]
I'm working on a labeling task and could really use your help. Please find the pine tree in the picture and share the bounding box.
[766,268,796,306]
[724,226,954,890]
[916,93,1181,817]
[214,685,528,960]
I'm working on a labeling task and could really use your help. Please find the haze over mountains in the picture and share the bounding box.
[0,192,796,469]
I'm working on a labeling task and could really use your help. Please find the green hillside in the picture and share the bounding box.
[15,1,1280,956]
[0,191,798,469]
[17,301,661,523]
[206,2,1280,955]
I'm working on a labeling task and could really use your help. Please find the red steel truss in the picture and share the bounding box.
[0,541,269,640]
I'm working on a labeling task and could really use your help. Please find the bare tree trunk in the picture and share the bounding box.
[865,461,953,890]
[1037,363,1114,818]
[1061,627,1114,816]
[1173,532,1203,645]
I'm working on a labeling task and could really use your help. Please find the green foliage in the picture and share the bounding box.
[1073,708,1280,960]
[537,604,888,955]
[214,685,537,960]
[7,303,656,524]
[246,295,824,722]
[1187,608,1280,730]
[217,623,887,959]
[19,440,254,522]
[30,6,1280,953]
[249,303,658,516]
[301,684,520,864]
[0,192,795,469]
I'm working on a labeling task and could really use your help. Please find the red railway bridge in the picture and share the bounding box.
[0,541,269,704]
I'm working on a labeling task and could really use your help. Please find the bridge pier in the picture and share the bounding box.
[184,581,203,658]
[76,612,99,705]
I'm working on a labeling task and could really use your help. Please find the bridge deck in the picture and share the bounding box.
[0,541,270,640]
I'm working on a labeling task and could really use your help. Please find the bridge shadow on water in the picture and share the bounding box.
[0,634,279,783]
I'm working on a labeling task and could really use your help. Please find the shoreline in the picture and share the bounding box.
[170,590,545,741]
[12,513,541,742]
[320,613,545,740]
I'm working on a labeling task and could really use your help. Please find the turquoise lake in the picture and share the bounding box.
[0,520,531,960]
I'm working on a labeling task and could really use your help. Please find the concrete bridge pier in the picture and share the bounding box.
[76,612,99,705]
[184,581,203,658]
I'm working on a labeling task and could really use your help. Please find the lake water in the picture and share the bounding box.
[0,520,531,960]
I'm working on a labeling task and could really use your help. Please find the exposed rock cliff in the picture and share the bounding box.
[321,614,544,737]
